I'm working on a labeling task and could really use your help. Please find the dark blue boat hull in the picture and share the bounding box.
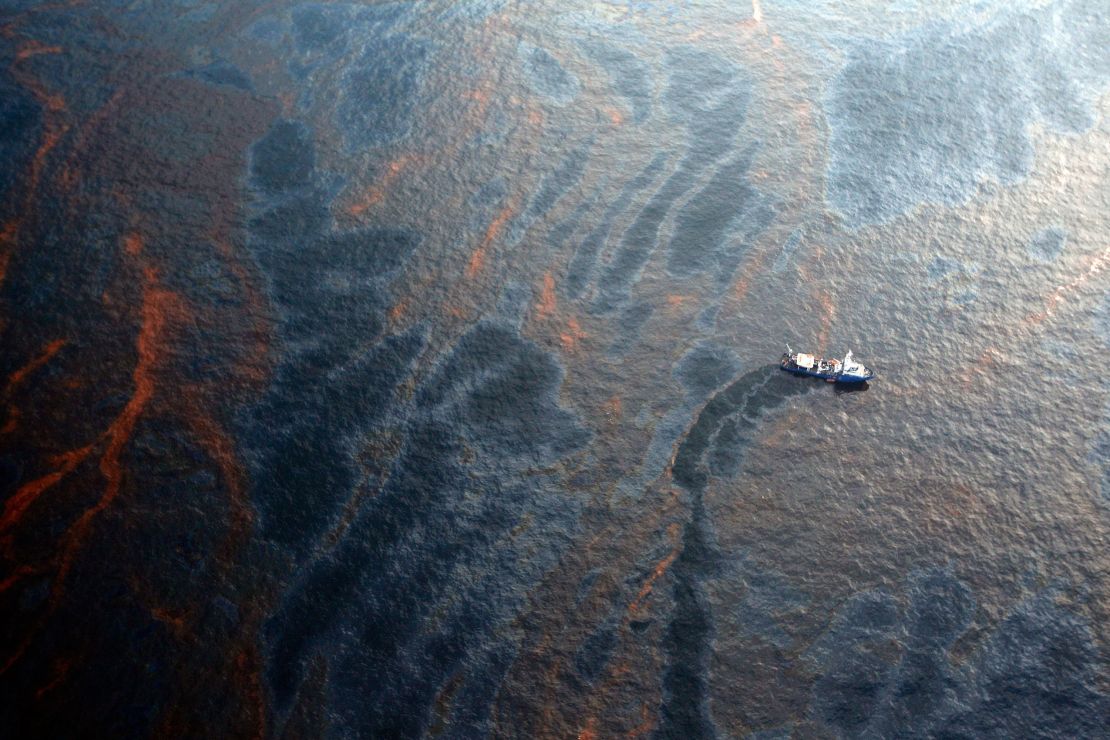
[781,366,873,383]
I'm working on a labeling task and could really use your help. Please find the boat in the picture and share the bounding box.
[780,346,875,383]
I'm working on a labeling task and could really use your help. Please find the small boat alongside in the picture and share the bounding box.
[780,347,875,383]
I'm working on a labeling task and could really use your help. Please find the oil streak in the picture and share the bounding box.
[659,367,812,738]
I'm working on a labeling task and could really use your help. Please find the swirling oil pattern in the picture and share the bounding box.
[1,0,1108,737]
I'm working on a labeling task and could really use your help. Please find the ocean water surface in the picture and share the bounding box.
[1,0,1108,737]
